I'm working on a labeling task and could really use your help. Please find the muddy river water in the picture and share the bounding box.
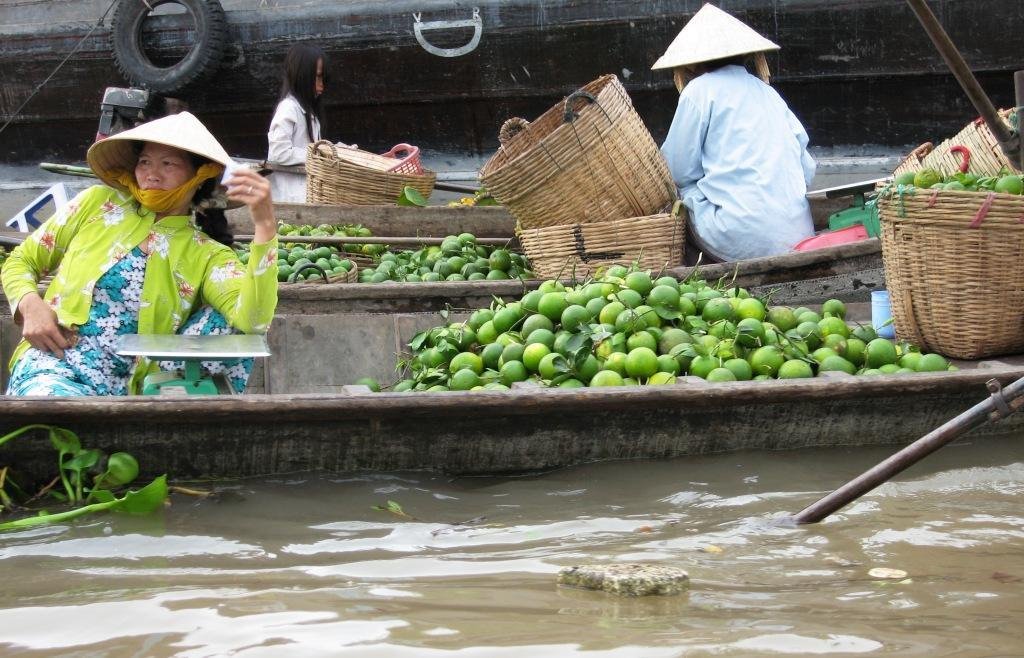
[1,435,1022,657]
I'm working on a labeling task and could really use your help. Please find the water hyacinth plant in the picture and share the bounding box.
[0,424,167,531]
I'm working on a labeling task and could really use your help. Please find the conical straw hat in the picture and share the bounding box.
[87,111,235,193]
[651,4,779,71]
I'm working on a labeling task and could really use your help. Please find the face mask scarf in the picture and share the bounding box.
[113,162,224,214]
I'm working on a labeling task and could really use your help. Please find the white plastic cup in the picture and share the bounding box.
[871,290,895,338]
[220,160,243,186]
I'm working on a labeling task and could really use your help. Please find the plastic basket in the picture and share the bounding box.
[793,224,869,252]
[516,206,685,279]
[877,186,1024,359]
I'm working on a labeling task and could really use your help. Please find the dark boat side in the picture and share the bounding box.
[2,361,1023,483]
[1,0,1020,162]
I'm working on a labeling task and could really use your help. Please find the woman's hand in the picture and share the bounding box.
[225,167,276,244]
[17,293,75,359]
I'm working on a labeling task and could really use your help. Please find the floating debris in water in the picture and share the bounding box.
[991,571,1022,584]
[557,563,690,596]
[869,567,909,580]
[823,555,861,568]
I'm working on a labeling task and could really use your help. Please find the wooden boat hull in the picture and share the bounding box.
[2,363,1023,483]
[1,0,1020,162]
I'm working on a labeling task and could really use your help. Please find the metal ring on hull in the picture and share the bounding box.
[413,7,483,58]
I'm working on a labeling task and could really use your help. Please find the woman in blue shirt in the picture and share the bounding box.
[654,4,815,263]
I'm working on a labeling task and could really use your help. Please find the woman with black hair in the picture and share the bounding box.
[267,44,327,203]
[1,112,278,396]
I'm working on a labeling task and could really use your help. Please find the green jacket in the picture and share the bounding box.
[1,185,278,393]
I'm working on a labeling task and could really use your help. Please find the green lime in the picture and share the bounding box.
[705,367,737,382]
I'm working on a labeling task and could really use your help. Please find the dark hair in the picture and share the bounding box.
[188,154,233,246]
[692,54,752,77]
[143,94,190,122]
[279,44,326,142]
[675,54,754,91]
[191,182,234,246]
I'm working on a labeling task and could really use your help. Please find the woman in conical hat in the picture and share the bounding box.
[653,4,816,263]
[2,112,279,396]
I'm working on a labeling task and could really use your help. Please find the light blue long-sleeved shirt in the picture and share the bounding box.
[661,65,815,261]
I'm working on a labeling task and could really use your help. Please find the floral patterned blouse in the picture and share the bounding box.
[1,185,278,394]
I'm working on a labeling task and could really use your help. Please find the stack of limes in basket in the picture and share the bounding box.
[894,168,1023,194]
[233,221,368,283]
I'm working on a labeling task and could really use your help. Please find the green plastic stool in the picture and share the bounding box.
[809,177,887,239]
[115,334,271,396]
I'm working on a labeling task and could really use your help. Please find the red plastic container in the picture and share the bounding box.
[792,224,869,252]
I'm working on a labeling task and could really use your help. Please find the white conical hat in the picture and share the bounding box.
[87,111,234,193]
[651,4,779,71]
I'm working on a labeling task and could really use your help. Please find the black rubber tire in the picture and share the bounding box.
[111,0,227,94]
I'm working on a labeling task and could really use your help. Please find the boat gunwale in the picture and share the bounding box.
[270,239,883,302]
[2,365,1021,422]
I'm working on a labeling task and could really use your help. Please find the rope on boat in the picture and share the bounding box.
[0,0,119,138]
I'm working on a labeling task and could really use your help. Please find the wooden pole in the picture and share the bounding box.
[786,375,1024,525]
[905,0,1022,165]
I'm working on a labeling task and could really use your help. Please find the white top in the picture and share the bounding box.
[661,65,815,261]
[267,95,321,203]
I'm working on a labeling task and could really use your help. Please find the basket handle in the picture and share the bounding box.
[950,145,972,173]
[382,143,418,159]
[311,139,338,158]
[288,262,329,284]
[909,141,933,162]
[563,90,598,123]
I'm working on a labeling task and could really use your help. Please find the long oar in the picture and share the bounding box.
[904,0,1024,170]
[39,162,483,195]
[784,375,1024,524]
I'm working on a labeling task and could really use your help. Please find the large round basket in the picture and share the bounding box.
[877,186,1024,359]
[516,207,685,280]
[305,141,436,205]
[481,74,677,230]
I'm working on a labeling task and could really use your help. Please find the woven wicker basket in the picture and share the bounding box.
[877,187,1024,359]
[480,74,677,230]
[893,109,1021,178]
[306,140,436,205]
[516,208,685,279]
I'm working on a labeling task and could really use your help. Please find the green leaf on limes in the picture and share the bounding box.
[397,186,428,207]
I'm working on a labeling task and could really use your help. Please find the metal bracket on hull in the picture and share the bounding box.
[413,7,482,58]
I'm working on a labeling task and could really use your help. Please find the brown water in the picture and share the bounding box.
[1,436,1023,657]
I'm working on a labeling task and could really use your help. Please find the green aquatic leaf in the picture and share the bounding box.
[0,476,168,532]
[396,186,428,207]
